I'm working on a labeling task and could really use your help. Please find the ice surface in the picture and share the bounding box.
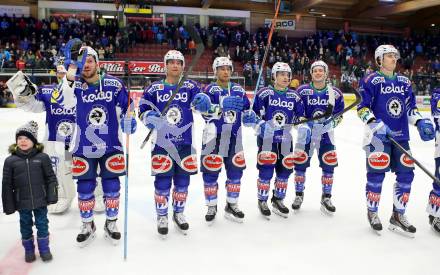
[0,107,437,275]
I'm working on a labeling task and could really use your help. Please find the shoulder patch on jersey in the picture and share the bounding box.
[371,76,385,85]
[397,75,411,85]
[299,88,314,96]
[206,84,223,94]
[148,82,165,94]
[103,78,122,89]
[40,87,53,94]
[182,80,197,89]
[75,81,83,89]
[257,88,274,99]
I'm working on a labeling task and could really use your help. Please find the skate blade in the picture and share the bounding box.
[174,223,188,235]
[77,232,96,248]
[272,208,289,219]
[224,212,244,223]
[260,214,271,220]
[206,219,215,226]
[320,205,335,216]
[431,225,440,235]
[388,224,415,238]
[158,233,168,240]
[104,232,120,246]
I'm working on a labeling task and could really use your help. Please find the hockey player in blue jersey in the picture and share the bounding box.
[357,44,435,236]
[200,57,251,224]
[291,61,345,214]
[138,50,214,237]
[57,43,137,246]
[243,62,306,219]
[428,87,440,234]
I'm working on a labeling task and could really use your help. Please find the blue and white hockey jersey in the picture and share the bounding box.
[357,71,422,141]
[252,86,305,143]
[203,82,251,136]
[296,83,344,144]
[139,79,201,146]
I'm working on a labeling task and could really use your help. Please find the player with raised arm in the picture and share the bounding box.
[55,41,137,246]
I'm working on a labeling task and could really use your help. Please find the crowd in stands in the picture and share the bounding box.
[0,13,439,97]
[0,13,122,71]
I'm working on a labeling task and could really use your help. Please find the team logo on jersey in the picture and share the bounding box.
[87,105,108,127]
[56,121,73,138]
[400,154,415,168]
[166,106,182,125]
[181,155,198,173]
[272,111,287,127]
[293,149,308,164]
[257,151,277,165]
[105,154,125,174]
[232,151,246,168]
[224,110,237,124]
[202,154,223,171]
[367,152,390,169]
[151,154,173,173]
[322,150,338,166]
[282,154,295,169]
[380,83,405,95]
[307,96,327,106]
[269,98,294,110]
[386,97,403,118]
[158,91,188,103]
[72,157,89,177]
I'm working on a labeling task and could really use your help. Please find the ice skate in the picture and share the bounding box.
[291,192,304,212]
[157,215,168,239]
[320,194,336,215]
[76,221,96,247]
[388,212,416,238]
[258,200,271,220]
[367,210,383,235]
[271,195,289,218]
[224,203,244,223]
[429,215,440,234]
[205,205,217,225]
[104,219,121,245]
[173,212,189,235]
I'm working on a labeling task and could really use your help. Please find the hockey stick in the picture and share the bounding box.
[140,25,205,149]
[389,136,440,185]
[252,0,281,101]
[123,70,132,260]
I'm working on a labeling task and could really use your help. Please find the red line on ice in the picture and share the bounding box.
[0,241,33,275]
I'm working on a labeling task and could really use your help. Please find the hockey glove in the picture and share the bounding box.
[242,110,258,127]
[142,110,164,130]
[366,119,394,143]
[191,93,211,113]
[221,96,244,113]
[62,38,87,73]
[120,115,137,135]
[6,71,38,98]
[416,118,435,141]
[297,123,311,145]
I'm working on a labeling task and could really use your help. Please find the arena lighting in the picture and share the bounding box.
[321,14,326,17]
[102,15,115,19]
[378,0,398,2]
[432,23,436,27]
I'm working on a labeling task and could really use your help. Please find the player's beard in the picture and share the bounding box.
[82,67,99,82]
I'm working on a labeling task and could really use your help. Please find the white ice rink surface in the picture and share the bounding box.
[0,107,437,275]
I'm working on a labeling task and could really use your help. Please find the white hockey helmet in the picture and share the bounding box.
[79,46,99,63]
[310,60,329,76]
[271,62,292,81]
[212,56,233,75]
[164,50,185,68]
[375,44,400,66]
